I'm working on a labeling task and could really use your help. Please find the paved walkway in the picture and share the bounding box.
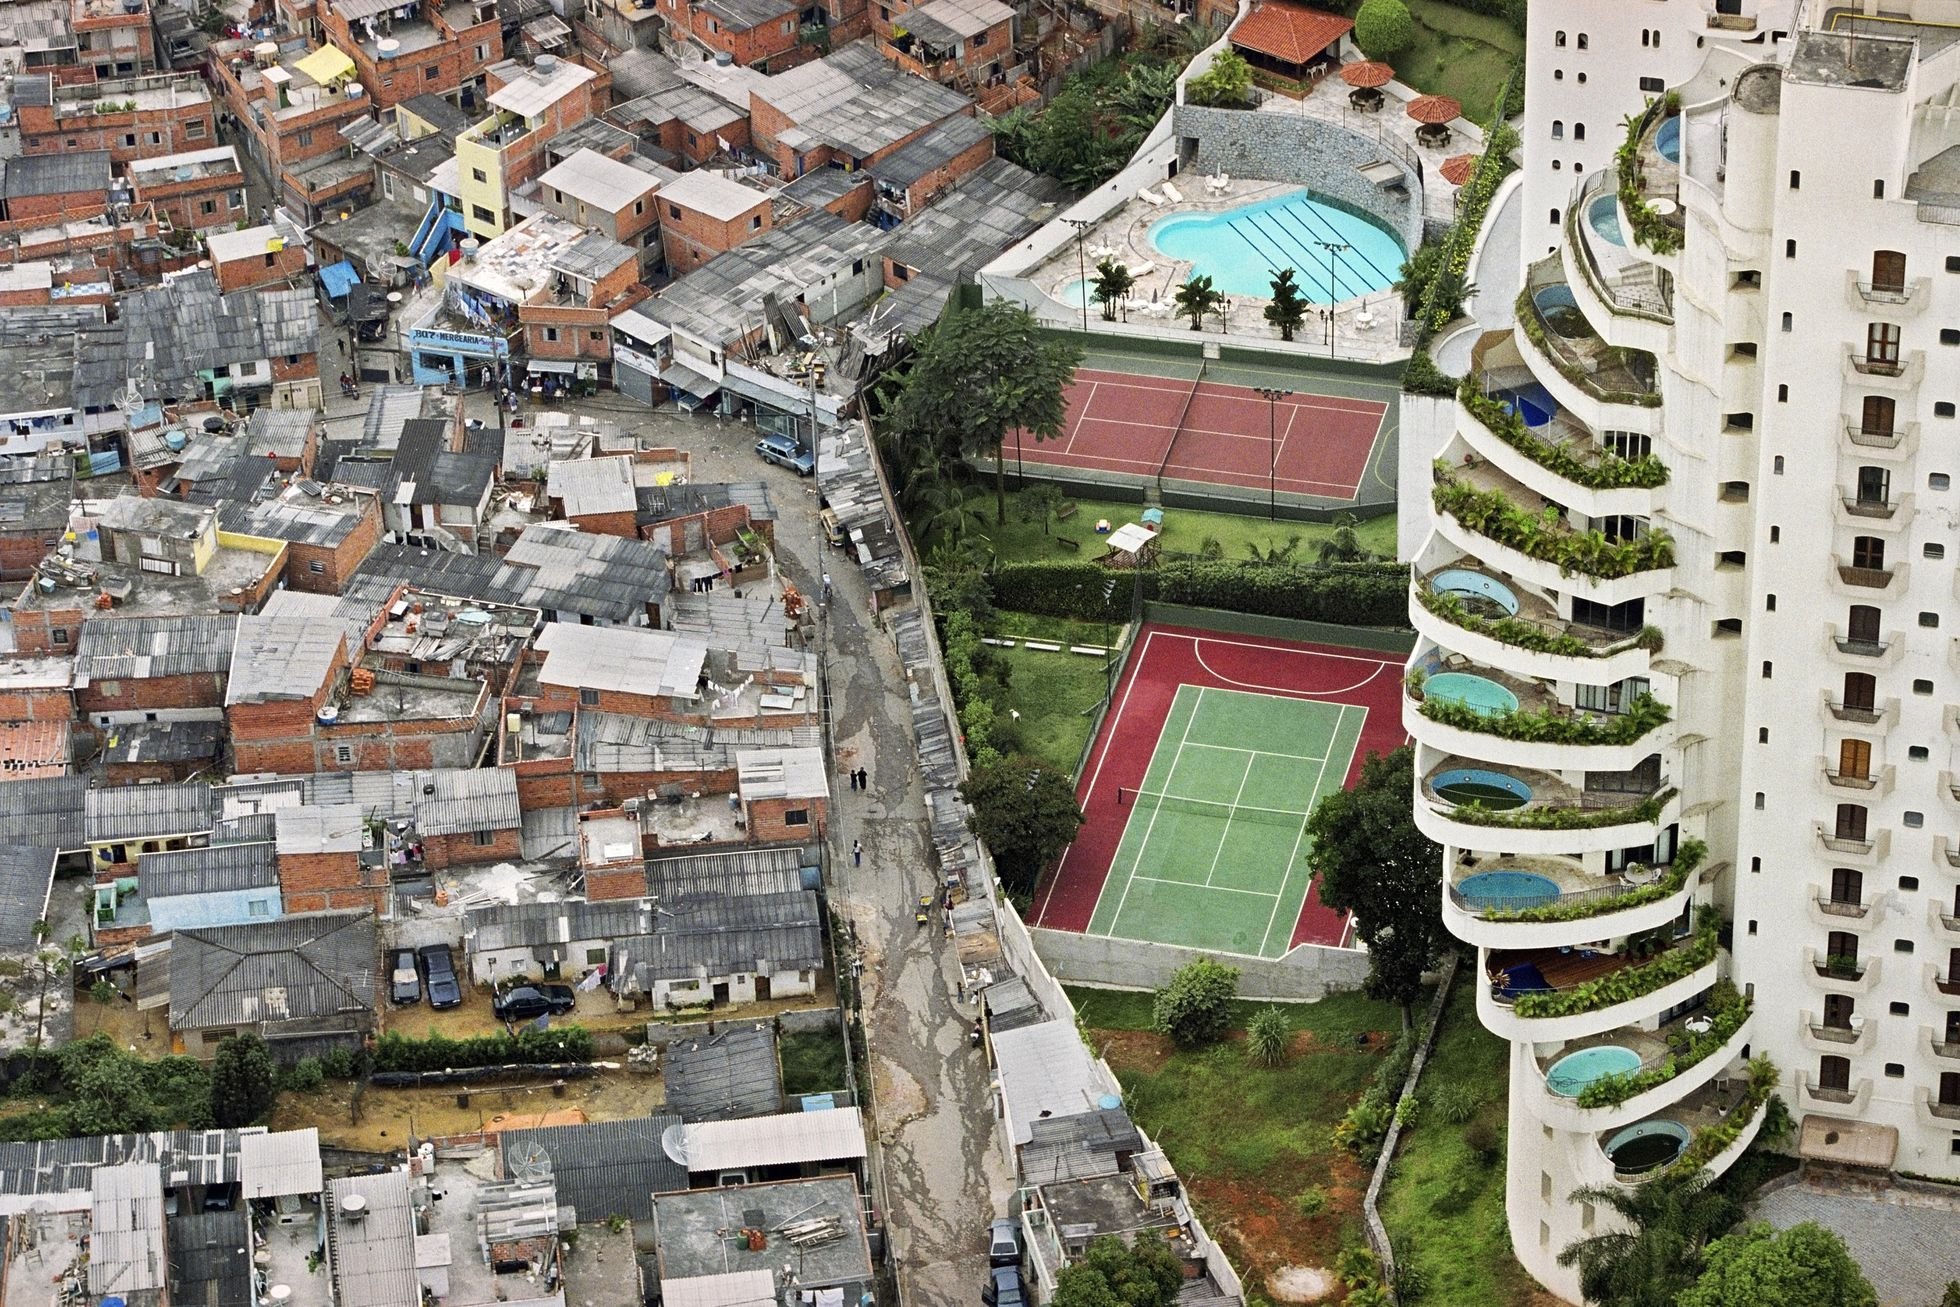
[1750,1177,1960,1306]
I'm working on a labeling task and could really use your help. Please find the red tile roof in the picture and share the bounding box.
[1230,3,1355,65]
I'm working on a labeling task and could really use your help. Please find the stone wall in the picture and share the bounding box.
[1170,105,1424,255]
[1030,926,1373,1000]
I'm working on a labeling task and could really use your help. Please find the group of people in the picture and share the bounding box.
[845,766,869,791]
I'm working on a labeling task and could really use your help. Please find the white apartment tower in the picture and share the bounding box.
[1403,2,1960,1300]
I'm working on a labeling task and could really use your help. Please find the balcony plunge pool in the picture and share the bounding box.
[1457,870,1562,913]
[1429,767,1533,811]
[1423,672,1520,717]
[1605,1119,1691,1175]
[1547,1045,1642,1098]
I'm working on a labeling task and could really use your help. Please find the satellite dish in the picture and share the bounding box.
[507,1140,553,1181]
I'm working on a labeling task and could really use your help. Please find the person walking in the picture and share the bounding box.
[852,839,863,867]
[856,767,868,792]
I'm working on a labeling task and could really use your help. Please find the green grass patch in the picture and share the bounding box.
[983,486,1395,566]
[1379,981,1543,1305]
[778,1030,848,1097]
[996,645,1111,777]
[988,610,1117,646]
[1393,0,1522,116]
[1066,984,1401,1043]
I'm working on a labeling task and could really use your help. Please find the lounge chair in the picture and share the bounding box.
[1161,181,1184,203]
[1137,187,1164,205]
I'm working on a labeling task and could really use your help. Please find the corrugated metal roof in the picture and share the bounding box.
[273,803,366,855]
[88,1160,167,1301]
[664,1107,864,1172]
[86,782,214,843]
[72,614,240,683]
[237,1128,323,1199]
[504,524,672,623]
[645,845,811,900]
[990,1020,1110,1145]
[498,1115,686,1221]
[575,711,820,775]
[549,453,638,518]
[662,1023,784,1122]
[755,44,971,162]
[329,1170,419,1307]
[167,1208,254,1306]
[535,622,706,699]
[466,897,651,952]
[142,841,278,899]
[0,774,88,852]
[226,592,347,705]
[169,911,377,1031]
[734,747,827,801]
[0,1128,259,1199]
[103,719,225,767]
[416,767,521,837]
[0,846,56,952]
[661,1269,779,1307]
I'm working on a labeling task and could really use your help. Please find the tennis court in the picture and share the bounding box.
[1032,623,1407,956]
[1007,346,1395,506]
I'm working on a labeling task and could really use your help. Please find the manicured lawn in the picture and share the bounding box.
[981,486,1396,565]
[1074,985,1408,1289]
[996,645,1112,777]
[1392,0,1523,121]
[1379,981,1556,1306]
[779,1030,848,1097]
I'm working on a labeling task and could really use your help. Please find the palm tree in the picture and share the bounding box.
[1245,534,1301,563]
[1558,1169,1741,1307]
[1316,512,1371,564]
[1174,274,1224,331]
[1264,267,1309,341]
[1101,62,1179,135]
[1091,258,1135,322]
[917,477,988,548]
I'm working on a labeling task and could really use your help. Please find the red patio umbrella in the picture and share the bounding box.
[1406,94,1463,125]
[1440,153,1479,186]
[1340,60,1394,88]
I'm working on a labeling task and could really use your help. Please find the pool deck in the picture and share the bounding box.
[1422,755,1669,825]
[1418,562,1643,656]
[1413,655,1562,718]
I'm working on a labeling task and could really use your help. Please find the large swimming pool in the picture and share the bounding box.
[1148,189,1406,301]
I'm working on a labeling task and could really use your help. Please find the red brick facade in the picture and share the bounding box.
[278,849,390,915]
[421,825,521,870]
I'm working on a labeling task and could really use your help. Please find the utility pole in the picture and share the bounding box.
[1255,387,1292,521]
[1061,217,1092,333]
[1316,240,1351,357]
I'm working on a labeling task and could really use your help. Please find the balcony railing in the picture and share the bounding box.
[1813,954,1866,981]
[1823,770,1877,791]
[1848,352,1905,377]
[1451,840,1705,922]
[1805,1078,1859,1105]
[1932,1040,1960,1060]
[1828,701,1885,724]
[1844,423,1904,448]
[1808,1021,1861,1044]
[1928,1096,1960,1121]
[1814,896,1870,919]
[1856,280,1916,305]
[1818,830,1874,854]
[1937,973,1960,997]
[1832,636,1888,658]
[1836,564,1895,589]
[1841,495,1898,520]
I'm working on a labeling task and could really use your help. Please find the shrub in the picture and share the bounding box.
[1459,381,1670,488]
[1431,468,1676,578]
[1463,1118,1502,1166]
[1354,0,1414,57]
[1446,786,1678,832]
[1293,1186,1328,1219]
[370,1026,595,1073]
[1151,957,1240,1047]
[986,558,1408,626]
[1417,689,1671,747]
[1414,587,1663,661]
[1335,1098,1393,1158]
[1246,1005,1291,1066]
[1482,837,1706,923]
[1400,348,1459,398]
[1426,1082,1482,1124]
[282,1058,325,1093]
[1393,1095,1421,1130]
[1510,922,1719,1019]
[1394,1260,1430,1302]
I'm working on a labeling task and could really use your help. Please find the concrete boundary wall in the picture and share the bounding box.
[1030,926,1371,1001]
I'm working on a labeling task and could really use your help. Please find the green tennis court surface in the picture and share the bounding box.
[1086,685,1364,958]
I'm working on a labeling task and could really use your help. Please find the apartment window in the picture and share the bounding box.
[186,120,205,138]
[1923,612,1942,628]
[1939,403,1958,418]
[1577,33,1588,48]
[1895,939,1916,954]
[1906,811,1925,828]
[542,326,559,342]
[751,215,763,230]
[475,43,488,59]
[1851,536,1886,570]
[1867,322,1902,365]
[669,204,682,219]
[1761,661,1773,679]
[1908,747,1928,761]
[1829,870,1864,907]
[335,744,354,764]
[1777,384,1789,402]
[1834,805,1868,842]
[1821,996,1854,1035]
[1555,30,1566,46]
[1943,330,1960,347]
[1554,69,1563,80]
[1838,739,1871,782]
[782,17,792,30]
[634,199,645,215]
[1842,672,1875,712]
[1914,678,1935,695]
[1893,1002,1912,1016]
[1861,395,1896,436]
[122,133,136,147]
[1781,312,1793,332]
[1786,239,1798,258]
[1765,595,1776,612]
[308,559,325,574]
[297,130,313,146]
[579,687,600,707]
[1874,180,1885,200]
[51,629,67,645]
[1856,466,1890,504]
[472,204,496,222]
[1871,250,1906,292]
[1816,1055,1851,1092]
[201,199,216,215]
[1550,208,1560,225]
[472,168,488,183]
[1552,120,1564,140]
[1638,75,1663,92]
[248,899,271,919]
[1790,170,1801,190]
[1754,792,1765,810]
[1773,458,1785,476]
[473,829,495,846]
[1574,123,1586,141]
[1758,727,1769,743]
[1929,543,1949,560]
[783,807,810,826]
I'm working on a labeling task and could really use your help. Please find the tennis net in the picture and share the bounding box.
[1117,787,1310,831]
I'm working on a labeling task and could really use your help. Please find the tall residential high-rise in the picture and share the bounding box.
[1400,2,1960,1298]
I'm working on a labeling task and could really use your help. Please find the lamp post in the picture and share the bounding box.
[1255,386,1292,521]
[1062,217,1093,333]
[1315,239,1351,357]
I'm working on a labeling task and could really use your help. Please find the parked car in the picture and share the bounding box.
[492,984,577,1022]
[418,943,462,1010]
[818,507,846,548]
[389,949,421,1006]
[982,1265,1026,1307]
[987,1218,1022,1269]
[755,432,815,476]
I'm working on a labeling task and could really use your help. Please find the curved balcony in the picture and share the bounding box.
[1476,930,1719,1043]
[1563,172,1674,358]
[1417,756,1676,854]
[1516,261,1663,413]
[1430,467,1676,610]
[1598,1075,1767,1188]
[1445,847,1705,950]
[1526,1000,1753,1134]
[1410,569,1657,685]
[1405,672,1674,775]
[1454,382,1663,522]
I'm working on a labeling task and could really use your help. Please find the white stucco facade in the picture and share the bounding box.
[1403,1,1960,1299]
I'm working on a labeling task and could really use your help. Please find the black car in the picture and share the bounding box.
[493,984,577,1022]
[418,943,462,1010]
[389,949,422,1006]
[982,1266,1026,1307]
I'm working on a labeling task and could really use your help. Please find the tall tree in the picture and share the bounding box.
[1173,275,1225,331]
[209,1032,279,1128]
[1677,1223,1875,1307]
[1052,1235,1185,1307]
[1302,745,1443,1027]
[1558,1170,1743,1307]
[960,755,1084,897]
[881,300,1082,524]
[1264,267,1309,341]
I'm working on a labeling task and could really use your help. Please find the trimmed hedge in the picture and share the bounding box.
[370,1027,594,1073]
[1446,787,1677,831]
[986,559,1409,626]
[1484,838,1705,925]
[1510,922,1718,1019]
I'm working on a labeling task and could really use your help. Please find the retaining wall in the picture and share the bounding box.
[1030,926,1371,1000]
[1143,602,1417,652]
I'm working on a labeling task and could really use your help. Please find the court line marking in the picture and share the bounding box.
[1184,740,1329,764]
[1052,627,1158,929]
[1074,350,1406,395]
[1201,751,1256,888]
[1027,438,1365,495]
[1129,874,1280,899]
[1192,641,1396,699]
[1259,702,1345,957]
[1099,683,1202,937]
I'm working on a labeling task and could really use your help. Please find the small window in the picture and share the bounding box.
[1762,661,1773,679]
[308,559,325,574]
[668,204,681,220]
[1773,457,1785,475]
[1577,34,1588,48]
[751,215,763,230]
[783,807,811,826]
[1758,727,1769,743]
[1939,402,1957,418]
[248,900,271,918]
[1891,1001,1911,1015]
[1550,208,1561,225]
[1750,856,1762,872]
[1781,312,1793,332]
[1942,329,1960,346]
[1554,69,1564,80]
[1786,239,1798,258]
[1927,543,1947,559]
[335,745,353,764]
[1766,595,1776,612]
[1790,170,1801,189]
[1747,920,1757,935]
[1932,474,1952,491]
[1922,612,1941,628]
[1874,180,1885,199]
[1777,384,1788,402]
[1899,876,1918,891]
[1915,679,1935,695]
[1574,123,1586,141]
[1897,940,1917,953]
[474,829,496,846]
[1754,792,1765,810]
[579,687,600,707]
[1906,811,1926,828]
[1884,1063,1905,1078]
[52,629,68,645]
[1552,120,1564,140]
[1909,747,1930,761]
[1638,75,1663,92]
[1555,30,1566,46]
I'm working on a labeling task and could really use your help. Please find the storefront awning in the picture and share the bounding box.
[661,360,717,397]
[527,359,576,374]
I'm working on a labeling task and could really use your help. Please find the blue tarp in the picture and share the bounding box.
[318,260,360,299]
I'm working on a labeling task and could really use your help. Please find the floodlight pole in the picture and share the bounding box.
[1316,240,1351,357]
[1255,387,1293,521]
[1062,217,1093,334]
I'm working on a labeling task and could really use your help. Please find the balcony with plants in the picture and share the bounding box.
[1477,915,1720,1042]
[1445,838,1709,950]
[1615,95,1685,257]
[1563,170,1675,357]
[1595,1056,1779,1188]
[1525,978,1752,1131]
[1515,262,1663,412]
[1417,752,1676,854]
[1407,658,1673,774]
[1805,947,1881,994]
[1430,464,1675,606]
[1410,566,1660,685]
[1455,375,1668,519]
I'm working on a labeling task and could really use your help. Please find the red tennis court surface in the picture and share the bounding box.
[1016,367,1389,501]
[1028,623,1408,951]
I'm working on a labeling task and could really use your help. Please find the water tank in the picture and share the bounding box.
[536,53,559,73]
[714,50,734,66]
[346,82,364,98]
[162,429,187,452]
[316,704,341,725]
[377,38,400,57]
[340,1193,367,1220]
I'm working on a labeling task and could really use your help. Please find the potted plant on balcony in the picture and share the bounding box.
[1404,668,1427,701]
[1824,953,1863,979]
